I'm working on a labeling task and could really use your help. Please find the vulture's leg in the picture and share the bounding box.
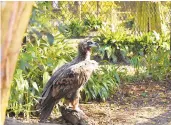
[70,90,85,114]
[64,99,72,107]
[71,97,85,115]
[70,90,80,110]
[71,97,79,110]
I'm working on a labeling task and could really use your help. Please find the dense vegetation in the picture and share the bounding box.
[7,1,171,119]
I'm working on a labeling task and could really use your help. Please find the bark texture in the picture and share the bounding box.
[1,2,33,124]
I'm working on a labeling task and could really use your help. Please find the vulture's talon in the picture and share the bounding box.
[75,107,85,115]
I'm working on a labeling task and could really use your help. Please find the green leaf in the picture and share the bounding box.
[24,80,29,90]
[114,73,120,83]
[43,72,50,87]
[32,82,39,92]
[19,60,27,70]
[46,33,54,45]
[31,52,36,58]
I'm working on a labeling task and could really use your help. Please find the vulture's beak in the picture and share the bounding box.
[89,41,100,49]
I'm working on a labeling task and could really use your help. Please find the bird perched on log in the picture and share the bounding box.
[37,39,99,122]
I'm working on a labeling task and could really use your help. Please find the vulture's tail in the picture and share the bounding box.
[38,95,58,122]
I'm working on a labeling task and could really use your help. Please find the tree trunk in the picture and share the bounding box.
[135,1,162,33]
[1,2,33,124]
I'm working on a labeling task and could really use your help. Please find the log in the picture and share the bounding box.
[4,118,63,125]
[4,105,91,125]
[58,105,89,125]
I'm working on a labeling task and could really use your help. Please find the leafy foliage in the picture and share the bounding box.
[84,16,102,31]
[145,48,170,81]
[58,15,103,38]
[8,38,76,117]
[7,2,77,118]
[94,29,170,64]
[83,65,120,102]
[58,19,89,38]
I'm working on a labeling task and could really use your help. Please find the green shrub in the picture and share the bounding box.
[84,16,102,31]
[145,48,170,81]
[94,29,170,63]
[8,69,39,119]
[83,65,120,102]
[58,20,89,38]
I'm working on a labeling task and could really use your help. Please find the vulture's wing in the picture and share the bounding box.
[40,63,70,99]
[51,65,81,99]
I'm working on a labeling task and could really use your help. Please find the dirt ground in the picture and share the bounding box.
[5,80,171,125]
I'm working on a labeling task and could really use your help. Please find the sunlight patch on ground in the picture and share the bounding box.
[80,103,170,125]
[116,65,147,76]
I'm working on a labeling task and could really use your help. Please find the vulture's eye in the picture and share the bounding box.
[87,41,93,45]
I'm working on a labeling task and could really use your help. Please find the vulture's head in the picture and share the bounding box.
[78,39,99,56]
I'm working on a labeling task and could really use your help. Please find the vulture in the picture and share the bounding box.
[37,39,99,122]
